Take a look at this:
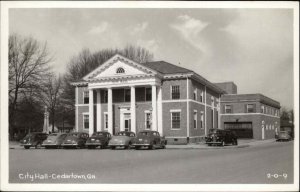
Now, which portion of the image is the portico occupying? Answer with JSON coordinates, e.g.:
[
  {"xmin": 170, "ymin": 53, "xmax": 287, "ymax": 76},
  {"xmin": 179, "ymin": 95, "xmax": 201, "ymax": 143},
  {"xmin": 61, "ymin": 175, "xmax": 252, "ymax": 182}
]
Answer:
[{"xmin": 82, "ymin": 54, "xmax": 163, "ymax": 136}]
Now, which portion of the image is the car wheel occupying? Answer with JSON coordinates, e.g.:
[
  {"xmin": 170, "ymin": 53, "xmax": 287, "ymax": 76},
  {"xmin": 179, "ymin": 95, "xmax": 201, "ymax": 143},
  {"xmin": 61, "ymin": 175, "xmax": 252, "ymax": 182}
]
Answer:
[
  {"xmin": 111, "ymin": 146, "xmax": 116, "ymax": 150},
  {"xmin": 148, "ymin": 144, "xmax": 155, "ymax": 150},
  {"xmin": 24, "ymin": 146, "xmax": 30, "ymax": 149},
  {"xmin": 135, "ymin": 146, "xmax": 140, "ymax": 150}
]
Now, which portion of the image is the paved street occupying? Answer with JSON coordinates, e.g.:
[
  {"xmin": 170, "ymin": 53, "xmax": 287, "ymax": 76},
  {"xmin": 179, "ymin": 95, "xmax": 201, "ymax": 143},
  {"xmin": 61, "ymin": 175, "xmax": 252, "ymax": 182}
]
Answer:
[{"xmin": 9, "ymin": 141, "xmax": 293, "ymax": 184}]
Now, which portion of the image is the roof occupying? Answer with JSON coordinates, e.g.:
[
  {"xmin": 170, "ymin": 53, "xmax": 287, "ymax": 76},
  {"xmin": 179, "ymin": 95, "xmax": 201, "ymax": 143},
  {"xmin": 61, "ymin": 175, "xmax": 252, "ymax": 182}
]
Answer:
[{"xmin": 142, "ymin": 61, "xmax": 193, "ymax": 74}]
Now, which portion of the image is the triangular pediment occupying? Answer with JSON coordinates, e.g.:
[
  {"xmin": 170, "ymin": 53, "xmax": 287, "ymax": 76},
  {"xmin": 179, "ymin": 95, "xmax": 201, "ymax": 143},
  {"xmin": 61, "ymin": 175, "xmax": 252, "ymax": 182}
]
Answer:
[{"xmin": 83, "ymin": 54, "xmax": 158, "ymax": 81}]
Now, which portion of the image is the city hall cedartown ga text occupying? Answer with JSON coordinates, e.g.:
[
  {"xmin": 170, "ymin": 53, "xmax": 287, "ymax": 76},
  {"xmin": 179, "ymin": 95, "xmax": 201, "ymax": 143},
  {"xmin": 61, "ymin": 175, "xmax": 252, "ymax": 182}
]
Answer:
[{"xmin": 71, "ymin": 54, "xmax": 280, "ymax": 144}]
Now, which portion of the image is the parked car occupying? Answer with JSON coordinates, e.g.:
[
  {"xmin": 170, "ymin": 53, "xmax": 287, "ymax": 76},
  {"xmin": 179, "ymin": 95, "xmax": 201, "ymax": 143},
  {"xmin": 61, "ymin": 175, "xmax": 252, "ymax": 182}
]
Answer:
[
  {"xmin": 85, "ymin": 131, "xmax": 112, "ymax": 149},
  {"xmin": 275, "ymin": 131, "xmax": 292, "ymax": 142},
  {"xmin": 20, "ymin": 132, "xmax": 48, "ymax": 149},
  {"xmin": 42, "ymin": 133, "xmax": 68, "ymax": 149},
  {"xmin": 61, "ymin": 132, "xmax": 89, "ymax": 149},
  {"xmin": 205, "ymin": 129, "xmax": 238, "ymax": 146},
  {"xmin": 132, "ymin": 130, "xmax": 167, "ymax": 150},
  {"xmin": 108, "ymin": 131, "xmax": 136, "ymax": 149}
]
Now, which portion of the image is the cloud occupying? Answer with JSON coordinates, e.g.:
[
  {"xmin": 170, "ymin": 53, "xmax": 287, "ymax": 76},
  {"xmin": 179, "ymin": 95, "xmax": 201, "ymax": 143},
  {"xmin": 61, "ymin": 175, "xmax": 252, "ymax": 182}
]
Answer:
[
  {"xmin": 170, "ymin": 15, "xmax": 208, "ymax": 51},
  {"xmin": 130, "ymin": 22, "xmax": 149, "ymax": 35},
  {"xmin": 136, "ymin": 39, "xmax": 159, "ymax": 52},
  {"xmin": 88, "ymin": 22, "xmax": 109, "ymax": 34}
]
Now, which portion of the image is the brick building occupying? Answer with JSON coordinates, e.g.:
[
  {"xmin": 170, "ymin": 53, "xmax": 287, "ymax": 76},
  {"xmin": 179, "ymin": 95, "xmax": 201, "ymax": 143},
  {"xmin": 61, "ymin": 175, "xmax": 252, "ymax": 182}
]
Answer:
[
  {"xmin": 71, "ymin": 54, "xmax": 225, "ymax": 144},
  {"xmin": 215, "ymin": 82, "xmax": 281, "ymax": 140}
]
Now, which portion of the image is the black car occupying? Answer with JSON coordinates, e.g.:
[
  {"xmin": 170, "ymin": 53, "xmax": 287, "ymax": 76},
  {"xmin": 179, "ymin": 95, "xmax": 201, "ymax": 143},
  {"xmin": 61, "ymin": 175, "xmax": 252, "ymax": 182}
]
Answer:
[
  {"xmin": 85, "ymin": 131, "xmax": 112, "ymax": 149},
  {"xmin": 205, "ymin": 129, "xmax": 238, "ymax": 146},
  {"xmin": 20, "ymin": 132, "xmax": 48, "ymax": 149},
  {"xmin": 61, "ymin": 132, "xmax": 89, "ymax": 149}
]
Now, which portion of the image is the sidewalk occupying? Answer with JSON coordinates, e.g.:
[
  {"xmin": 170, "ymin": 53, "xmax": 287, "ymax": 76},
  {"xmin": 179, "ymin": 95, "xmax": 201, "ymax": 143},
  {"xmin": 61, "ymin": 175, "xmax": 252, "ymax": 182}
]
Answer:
[{"xmin": 166, "ymin": 139, "xmax": 276, "ymax": 149}]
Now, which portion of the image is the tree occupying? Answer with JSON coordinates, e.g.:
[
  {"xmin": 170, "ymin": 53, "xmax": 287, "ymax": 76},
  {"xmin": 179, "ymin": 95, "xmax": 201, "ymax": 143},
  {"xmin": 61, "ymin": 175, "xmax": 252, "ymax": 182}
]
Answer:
[
  {"xmin": 39, "ymin": 74, "xmax": 63, "ymax": 132},
  {"xmin": 9, "ymin": 34, "xmax": 52, "ymax": 138}
]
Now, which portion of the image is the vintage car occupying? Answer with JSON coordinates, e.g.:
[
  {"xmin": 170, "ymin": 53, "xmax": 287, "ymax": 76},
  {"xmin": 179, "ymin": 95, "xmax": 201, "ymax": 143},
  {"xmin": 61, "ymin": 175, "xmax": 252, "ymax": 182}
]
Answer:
[
  {"xmin": 275, "ymin": 131, "xmax": 292, "ymax": 142},
  {"xmin": 205, "ymin": 129, "xmax": 238, "ymax": 146},
  {"xmin": 20, "ymin": 132, "xmax": 48, "ymax": 149},
  {"xmin": 85, "ymin": 131, "xmax": 112, "ymax": 149},
  {"xmin": 61, "ymin": 132, "xmax": 89, "ymax": 149},
  {"xmin": 108, "ymin": 131, "xmax": 136, "ymax": 149},
  {"xmin": 132, "ymin": 130, "xmax": 167, "ymax": 150},
  {"xmin": 42, "ymin": 133, "xmax": 68, "ymax": 149}
]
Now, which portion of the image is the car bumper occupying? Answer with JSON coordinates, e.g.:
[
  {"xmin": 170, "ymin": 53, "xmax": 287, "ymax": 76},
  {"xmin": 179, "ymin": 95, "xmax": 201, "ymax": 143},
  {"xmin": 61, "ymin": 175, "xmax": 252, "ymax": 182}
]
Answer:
[
  {"xmin": 42, "ymin": 144, "xmax": 58, "ymax": 146},
  {"xmin": 20, "ymin": 144, "xmax": 33, "ymax": 146},
  {"xmin": 61, "ymin": 143, "xmax": 78, "ymax": 146},
  {"xmin": 205, "ymin": 141, "xmax": 222, "ymax": 144},
  {"xmin": 108, "ymin": 144, "xmax": 127, "ymax": 147},
  {"xmin": 132, "ymin": 144, "xmax": 150, "ymax": 146},
  {"xmin": 85, "ymin": 143, "xmax": 102, "ymax": 146}
]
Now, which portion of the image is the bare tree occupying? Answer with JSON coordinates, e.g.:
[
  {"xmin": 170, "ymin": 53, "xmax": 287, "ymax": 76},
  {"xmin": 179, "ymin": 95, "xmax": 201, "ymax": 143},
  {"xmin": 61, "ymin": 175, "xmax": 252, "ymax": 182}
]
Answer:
[
  {"xmin": 39, "ymin": 74, "xmax": 63, "ymax": 132},
  {"xmin": 9, "ymin": 34, "xmax": 52, "ymax": 138}
]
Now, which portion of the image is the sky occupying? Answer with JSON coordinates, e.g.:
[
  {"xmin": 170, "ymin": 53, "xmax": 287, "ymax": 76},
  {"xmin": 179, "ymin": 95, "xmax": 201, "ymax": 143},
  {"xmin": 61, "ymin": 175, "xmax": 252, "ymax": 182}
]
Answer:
[{"xmin": 9, "ymin": 8, "xmax": 294, "ymax": 109}]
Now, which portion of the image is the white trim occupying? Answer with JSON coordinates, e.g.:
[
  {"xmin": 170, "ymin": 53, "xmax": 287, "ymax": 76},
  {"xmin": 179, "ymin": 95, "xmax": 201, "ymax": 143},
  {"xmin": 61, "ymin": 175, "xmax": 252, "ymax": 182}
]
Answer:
[
  {"xmin": 157, "ymin": 86, "xmax": 163, "ymax": 135},
  {"xmin": 152, "ymin": 85, "xmax": 157, "ymax": 131},
  {"xmin": 76, "ymin": 104, "xmax": 94, "ymax": 107},
  {"xmin": 163, "ymin": 99, "xmax": 187, "ymax": 103},
  {"xmin": 170, "ymin": 109, "xmax": 182, "ymax": 112},
  {"xmin": 107, "ymin": 88, "xmax": 113, "ymax": 134},
  {"xmin": 130, "ymin": 86, "xmax": 136, "ymax": 133},
  {"xmin": 221, "ymin": 113, "xmax": 280, "ymax": 118}
]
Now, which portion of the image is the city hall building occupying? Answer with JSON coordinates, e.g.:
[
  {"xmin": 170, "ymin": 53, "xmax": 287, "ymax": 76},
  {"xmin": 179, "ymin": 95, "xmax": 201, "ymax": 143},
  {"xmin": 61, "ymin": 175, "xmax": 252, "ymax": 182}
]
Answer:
[
  {"xmin": 71, "ymin": 54, "xmax": 225, "ymax": 144},
  {"xmin": 71, "ymin": 54, "xmax": 280, "ymax": 143}
]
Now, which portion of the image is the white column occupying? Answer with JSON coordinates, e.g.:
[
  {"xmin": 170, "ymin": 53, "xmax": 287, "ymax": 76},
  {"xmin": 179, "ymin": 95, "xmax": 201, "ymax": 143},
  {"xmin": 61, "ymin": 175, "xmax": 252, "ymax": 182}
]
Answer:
[
  {"xmin": 218, "ymin": 94, "xmax": 221, "ymax": 129},
  {"xmin": 75, "ymin": 87, "xmax": 78, "ymax": 132},
  {"xmin": 130, "ymin": 86, "xmax": 136, "ymax": 133},
  {"xmin": 186, "ymin": 77, "xmax": 190, "ymax": 139},
  {"xmin": 96, "ymin": 90, "xmax": 101, "ymax": 132},
  {"xmin": 108, "ymin": 88, "xmax": 113, "ymax": 134},
  {"xmin": 89, "ymin": 89, "xmax": 94, "ymax": 136},
  {"xmin": 204, "ymin": 86, "xmax": 207, "ymax": 136},
  {"xmin": 152, "ymin": 85, "xmax": 157, "ymax": 131},
  {"xmin": 157, "ymin": 86, "xmax": 163, "ymax": 135}
]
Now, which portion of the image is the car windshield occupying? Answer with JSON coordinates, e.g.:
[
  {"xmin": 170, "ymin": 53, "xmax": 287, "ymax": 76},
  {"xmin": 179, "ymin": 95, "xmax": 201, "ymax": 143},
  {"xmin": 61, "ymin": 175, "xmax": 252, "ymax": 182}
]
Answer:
[
  {"xmin": 92, "ymin": 132, "xmax": 104, "ymax": 136},
  {"xmin": 138, "ymin": 132, "xmax": 151, "ymax": 136},
  {"xmin": 116, "ymin": 132, "xmax": 130, "ymax": 136}
]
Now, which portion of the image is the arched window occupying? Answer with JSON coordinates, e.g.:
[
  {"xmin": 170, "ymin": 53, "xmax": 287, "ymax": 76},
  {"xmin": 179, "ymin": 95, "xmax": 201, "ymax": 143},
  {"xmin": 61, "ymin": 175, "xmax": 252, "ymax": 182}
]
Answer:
[{"xmin": 116, "ymin": 67, "xmax": 125, "ymax": 74}]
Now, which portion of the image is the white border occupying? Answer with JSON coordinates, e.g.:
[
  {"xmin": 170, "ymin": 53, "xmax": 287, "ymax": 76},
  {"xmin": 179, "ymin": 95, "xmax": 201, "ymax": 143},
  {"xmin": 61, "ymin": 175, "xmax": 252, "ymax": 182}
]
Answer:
[{"xmin": 1, "ymin": 1, "xmax": 299, "ymax": 192}]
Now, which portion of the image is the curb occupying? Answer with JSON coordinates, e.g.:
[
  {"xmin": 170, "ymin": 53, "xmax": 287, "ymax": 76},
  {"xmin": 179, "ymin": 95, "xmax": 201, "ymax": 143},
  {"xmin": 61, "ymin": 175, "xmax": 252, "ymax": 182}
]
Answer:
[{"xmin": 166, "ymin": 144, "xmax": 250, "ymax": 149}]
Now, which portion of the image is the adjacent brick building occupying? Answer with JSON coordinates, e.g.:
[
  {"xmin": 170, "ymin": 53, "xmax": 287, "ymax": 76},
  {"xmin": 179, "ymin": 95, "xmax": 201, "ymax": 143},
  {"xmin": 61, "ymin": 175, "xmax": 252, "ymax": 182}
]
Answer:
[{"xmin": 215, "ymin": 82, "xmax": 281, "ymax": 140}]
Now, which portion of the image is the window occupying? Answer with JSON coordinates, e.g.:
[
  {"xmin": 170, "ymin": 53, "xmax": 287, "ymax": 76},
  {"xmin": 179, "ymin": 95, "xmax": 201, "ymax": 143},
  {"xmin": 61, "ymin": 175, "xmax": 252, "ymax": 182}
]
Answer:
[
  {"xmin": 83, "ymin": 91, "xmax": 89, "ymax": 104},
  {"xmin": 211, "ymin": 97, "xmax": 214, "ymax": 107},
  {"xmin": 200, "ymin": 112, "xmax": 204, "ymax": 129},
  {"xmin": 116, "ymin": 67, "xmax": 125, "ymax": 74},
  {"xmin": 103, "ymin": 90, "xmax": 108, "ymax": 103},
  {"xmin": 171, "ymin": 112, "xmax": 181, "ymax": 129},
  {"xmin": 193, "ymin": 89, "xmax": 197, "ymax": 100},
  {"xmin": 104, "ymin": 113, "xmax": 108, "ymax": 130},
  {"xmin": 261, "ymin": 105, "xmax": 264, "ymax": 113},
  {"xmin": 200, "ymin": 91, "xmax": 203, "ymax": 102},
  {"xmin": 145, "ymin": 112, "xmax": 151, "ymax": 129},
  {"xmin": 124, "ymin": 89, "xmax": 131, "ymax": 102},
  {"xmin": 145, "ymin": 88, "xmax": 152, "ymax": 101},
  {"xmin": 247, "ymin": 104, "xmax": 255, "ymax": 113},
  {"xmin": 171, "ymin": 85, "xmax": 180, "ymax": 99},
  {"xmin": 194, "ymin": 110, "xmax": 197, "ymax": 129},
  {"xmin": 83, "ymin": 114, "xmax": 89, "ymax": 129},
  {"xmin": 225, "ymin": 105, "xmax": 232, "ymax": 113},
  {"xmin": 266, "ymin": 107, "xmax": 268, "ymax": 114}
]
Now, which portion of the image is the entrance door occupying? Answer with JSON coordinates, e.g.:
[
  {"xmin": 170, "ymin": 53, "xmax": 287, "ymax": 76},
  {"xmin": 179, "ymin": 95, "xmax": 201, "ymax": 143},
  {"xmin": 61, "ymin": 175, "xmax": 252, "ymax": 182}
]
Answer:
[{"xmin": 124, "ymin": 113, "xmax": 131, "ymax": 132}]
